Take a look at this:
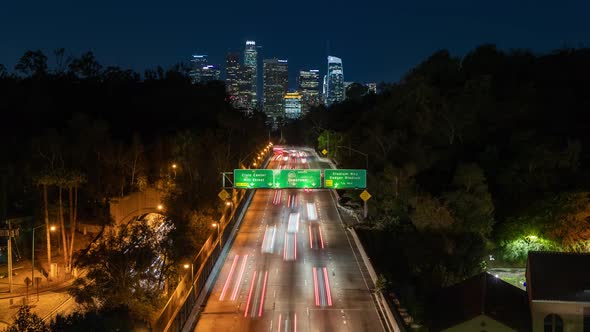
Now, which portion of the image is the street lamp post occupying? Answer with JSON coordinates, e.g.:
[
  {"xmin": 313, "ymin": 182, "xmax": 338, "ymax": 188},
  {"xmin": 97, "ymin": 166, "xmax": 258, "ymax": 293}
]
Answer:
[
  {"xmin": 171, "ymin": 163, "xmax": 177, "ymax": 179},
  {"xmin": 32, "ymin": 224, "xmax": 55, "ymax": 284},
  {"xmin": 183, "ymin": 263, "xmax": 194, "ymax": 285},
  {"xmin": 212, "ymin": 223, "xmax": 221, "ymax": 249},
  {"xmin": 336, "ymin": 145, "xmax": 369, "ymax": 219},
  {"xmin": 225, "ymin": 200, "xmax": 234, "ymax": 215}
]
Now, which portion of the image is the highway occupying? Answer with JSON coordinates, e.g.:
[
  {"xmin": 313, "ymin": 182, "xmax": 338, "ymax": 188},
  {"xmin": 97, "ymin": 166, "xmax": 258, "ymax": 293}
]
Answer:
[{"xmin": 195, "ymin": 147, "xmax": 386, "ymax": 332}]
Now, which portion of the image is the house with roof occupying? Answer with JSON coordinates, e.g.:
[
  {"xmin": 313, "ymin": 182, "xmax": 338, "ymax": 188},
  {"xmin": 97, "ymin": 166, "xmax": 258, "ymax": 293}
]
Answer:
[
  {"xmin": 526, "ymin": 251, "xmax": 590, "ymax": 332},
  {"xmin": 430, "ymin": 272, "xmax": 531, "ymax": 331}
]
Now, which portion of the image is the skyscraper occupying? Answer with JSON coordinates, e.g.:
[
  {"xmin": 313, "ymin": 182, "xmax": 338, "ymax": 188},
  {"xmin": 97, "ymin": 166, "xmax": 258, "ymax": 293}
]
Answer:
[
  {"xmin": 226, "ymin": 53, "xmax": 240, "ymax": 106},
  {"xmin": 244, "ymin": 41, "xmax": 258, "ymax": 110},
  {"xmin": 263, "ymin": 58, "xmax": 288, "ymax": 126},
  {"xmin": 298, "ymin": 70, "xmax": 320, "ymax": 113},
  {"xmin": 322, "ymin": 75, "xmax": 327, "ymax": 104},
  {"xmin": 236, "ymin": 66, "xmax": 254, "ymax": 111},
  {"xmin": 325, "ymin": 56, "xmax": 344, "ymax": 106},
  {"xmin": 200, "ymin": 65, "xmax": 221, "ymax": 82},
  {"xmin": 284, "ymin": 92, "xmax": 303, "ymax": 119},
  {"xmin": 189, "ymin": 55, "xmax": 208, "ymax": 84},
  {"xmin": 366, "ymin": 82, "xmax": 377, "ymax": 94}
]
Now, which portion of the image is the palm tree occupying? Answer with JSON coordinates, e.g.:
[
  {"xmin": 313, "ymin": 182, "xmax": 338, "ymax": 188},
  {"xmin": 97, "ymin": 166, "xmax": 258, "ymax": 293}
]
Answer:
[
  {"xmin": 56, "ymin": 172, "xmax": 69, "ymax": 271},
  {"xmin": 67, "ymin": 171, "xmax": 86, "ymax": 269},
  {"xmin": 34, "ymin": 174, "xmax": 55, "ymax": 269}
]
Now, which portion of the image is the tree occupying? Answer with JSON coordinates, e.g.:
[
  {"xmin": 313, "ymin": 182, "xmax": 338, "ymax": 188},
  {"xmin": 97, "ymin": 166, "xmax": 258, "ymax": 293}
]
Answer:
[
  {"xmin": 67, "ymin": 171, "xmax": 86, "ymax": 269},
  {"xmin": 443, "ymin": 163, "xmax": 495, "ymax": 237},
  {"xmin": 51, "ymin": 307, "xmax": 135, "ymax": 331},
  {"xmin": 33, "ymin": 174, "xmax": 55, "ymax": 269},
  {"xmin": 68, "ymin": 51, "xmax": 102, "ymax": 79},
  {"xmin": 127, "ymin": 133, "xmax": 145, "ymax": 191},
  {"xmin": 345, "ymin": 82, "xmax": 368, "ymax": 101},
  {"xmin": 411, "ymin": 194, "xmax": 454, "ymax": 231},
  {"xmin": 53, "ymin": 48, "xmax": 70, "ymax": 75},
  {"xmin": 70, "ymin": 218, "xmax": 173, "ymax": 322},
  {"xmin": 4, "ymin": 305, "xmax": 50, "ymax": 332},
  {"xmin": 55, "ymin": 172, "xmax": 69, "ymax": 271},
  {"xmin": 15, "ymin": 50, "xmax": 48, "ymax": 77},
  {"xmin": 0, "ymin": 63, "xmax": 7, "ymax": 78}
]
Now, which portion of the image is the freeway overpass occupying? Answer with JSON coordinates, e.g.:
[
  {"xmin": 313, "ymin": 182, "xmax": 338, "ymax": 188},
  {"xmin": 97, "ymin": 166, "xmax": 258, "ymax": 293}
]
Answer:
[{"xmin": 193, "ymin": 147, "xmax": 388, "ymax": 332}]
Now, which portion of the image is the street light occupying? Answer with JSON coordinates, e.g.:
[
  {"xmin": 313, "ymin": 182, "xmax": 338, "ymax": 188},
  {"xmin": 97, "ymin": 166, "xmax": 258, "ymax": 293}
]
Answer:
[
  {"xmin": 171, "ymin": 163, "xmax": 177, "ymax": 178},
  {"xmin": 32, "ymin": 224, "xmax": 55, "ymax": 283},
  {"xmin": 225, "ymin": 200, "xmax": 234, "ymax": 216},
  {"xmin": 212, "ymin": 223, "xmax": 221, "ymax": 249},
  {"xmin": 183, "ymin": 263, "xmax": 193, "ymax": 285}
]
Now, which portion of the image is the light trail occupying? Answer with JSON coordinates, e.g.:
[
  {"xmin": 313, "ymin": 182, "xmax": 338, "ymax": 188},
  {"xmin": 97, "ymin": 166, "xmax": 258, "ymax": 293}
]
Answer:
[
  {"xmin": 244, "ymin": 270, "xmax": 257, "ymax": 317},
  {"xmin": 283, "ymin": 232, "xmax": 287, "ymax": 261},
  {"xmin": 308, "ymin": 224, "xmax": 313, "ymax": 249},
  {"xmin": 319, "ymin": 226, "xmax": 325, "ymax": 249},
  {"xmin": 258, "ymin": 270, "xmax": 268, "ymax": 317},
  {"xmin": 294, "ymin": 232, "xmax": 297, "ymax": 261},
  {"xmin": 313, "ymin": 267, "xmax": 319, "ymax": 306},
  {"xmin": 306, "ymin": 203, "xmax": 317, "ymax": 221},
  {"xmin": 323, "ymin": 267, "xmax": 333, "ymax": 306},
  {"xmin": 261, "ymin": 226, "xmax": 276, "ymax": 254},
  {"xmin": 287, "ymin": 212, "xmax": 300, "ymax": 233},
  {"xmin": 230, "ymin": 255, "xmax": 248, "ymax": 301},
  {"xmin": 219, "ymin": 255, "xmax": 239, "ymax": 301}
]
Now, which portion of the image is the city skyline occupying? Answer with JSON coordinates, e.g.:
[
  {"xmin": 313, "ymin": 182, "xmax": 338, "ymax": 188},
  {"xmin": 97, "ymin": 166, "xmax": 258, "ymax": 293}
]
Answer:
[{"xmin": 2, "ymin": 1, "xmax": 588, "ymax": 86}]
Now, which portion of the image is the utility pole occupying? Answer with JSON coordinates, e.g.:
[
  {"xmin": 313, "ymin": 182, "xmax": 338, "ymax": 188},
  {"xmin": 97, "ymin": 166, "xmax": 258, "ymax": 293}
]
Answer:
[{"xmin": 7, "ymin": 219, "xmax": 13, "ymax": 293}]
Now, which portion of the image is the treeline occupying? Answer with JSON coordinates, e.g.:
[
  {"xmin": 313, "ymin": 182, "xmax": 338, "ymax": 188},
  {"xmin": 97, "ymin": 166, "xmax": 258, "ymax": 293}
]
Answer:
[{"xmin": 284, "ymin": 44, "xmax": 590, "ymax": 320}]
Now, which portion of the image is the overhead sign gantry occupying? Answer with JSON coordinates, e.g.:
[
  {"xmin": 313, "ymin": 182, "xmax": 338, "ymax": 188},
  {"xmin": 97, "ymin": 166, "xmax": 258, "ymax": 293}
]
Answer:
[{"xmin": 233, "ymin": 169, "xmax": 365, "ymax": 189}]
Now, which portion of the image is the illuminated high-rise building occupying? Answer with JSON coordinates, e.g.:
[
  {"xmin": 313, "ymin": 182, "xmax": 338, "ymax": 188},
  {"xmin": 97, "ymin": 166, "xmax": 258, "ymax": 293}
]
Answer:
[
  {"xmin": 244, "ymin": 41, "xmax": 258, "ymax": 109},
  {"xmin": 236, "ymin": 66, "xmax": 254, "ymax": 111},
  {"xmin": 284, "ymin": 92, "xmax": 303, "ymax": 119},
  {"xmin": 189, "ymin": 55, "xmax": 208, "ymax": 84},
  {"xmin": 199, "ymin": 65, "xmax": 220, "ymax": 82},
  {"xmin": 298, "ymin": 70, "xmax": 320, "ymax": 113},
  {"xmin": 322, "ymin": 75, "xmax": 327, "ymax": 104},
  {"xmin": 263, "ymin": 58, "xmax": 288, "ymax": 126},
  {"xmin": 325, "ymin": 56, "xmax": 344, "ymax": 106},
  {"xmin": 226, "ymin": 53, "xmax": 240, "ymax": 106},
  {"xmin": 366, "ymin": 82, "xmax": 377, "ymax": 94}
]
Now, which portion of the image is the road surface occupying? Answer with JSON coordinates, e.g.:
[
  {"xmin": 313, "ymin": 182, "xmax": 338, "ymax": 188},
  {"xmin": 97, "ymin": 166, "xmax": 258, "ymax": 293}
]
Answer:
[{"xmin": 195, "ymin": 147, "xmax": 385, "ymax": 332}]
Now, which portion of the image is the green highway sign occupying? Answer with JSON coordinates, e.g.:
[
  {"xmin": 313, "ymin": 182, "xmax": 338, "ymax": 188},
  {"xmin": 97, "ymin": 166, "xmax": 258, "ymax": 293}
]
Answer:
[
  {"xmin": 234, "ymin": 169, "xmax": 274, "ymax": 189},
  {"xmin": 275, "ymin": 169, "xmax": 322, "ymax": 189},
  {"xmin": 233, "ymin": 168, "xmax": 366, "ymax": 189},
  {"xmin": 324, "ymin": 169, "xmax": 367, "ymax": 189}
]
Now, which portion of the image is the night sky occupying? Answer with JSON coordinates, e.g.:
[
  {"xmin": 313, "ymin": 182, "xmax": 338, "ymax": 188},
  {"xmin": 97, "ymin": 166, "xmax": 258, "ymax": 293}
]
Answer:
[{"xmin": 2, "ymin": 0, "xmax": 589, "ymax": 85}]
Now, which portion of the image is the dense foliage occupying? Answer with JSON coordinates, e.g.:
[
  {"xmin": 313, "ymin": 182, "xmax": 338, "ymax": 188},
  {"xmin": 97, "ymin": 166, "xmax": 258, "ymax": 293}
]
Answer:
[
  {"xmin": 284, "ymin": 45, "xmax": 590, "ymax": 321},
  {"xmin": 0, "ymin": 49, "xmax": 267, "ymax": 324}
]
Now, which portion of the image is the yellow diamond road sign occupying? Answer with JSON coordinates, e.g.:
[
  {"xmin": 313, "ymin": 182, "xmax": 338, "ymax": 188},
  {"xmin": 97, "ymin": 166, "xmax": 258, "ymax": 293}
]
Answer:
[
  {"xmin": 322, "ymin": 149, "xmax": 328, "ymax": 156},
  {"xmin": 360, "ymin": 190, "xmax": 372, "ymax": 202},
  {"xmin": 218, "ymin": 189, "xmax": 230, "ymax": 201}
]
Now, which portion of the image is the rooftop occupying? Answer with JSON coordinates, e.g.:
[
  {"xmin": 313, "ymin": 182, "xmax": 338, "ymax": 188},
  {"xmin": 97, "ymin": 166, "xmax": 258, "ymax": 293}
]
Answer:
[
  {"xmin": 430, "ymin": 272, "xmax": 530, "ymax": 331},
  {"xmin": 527, "ymin": 251, "xmax": 590, "ymax": 302}
]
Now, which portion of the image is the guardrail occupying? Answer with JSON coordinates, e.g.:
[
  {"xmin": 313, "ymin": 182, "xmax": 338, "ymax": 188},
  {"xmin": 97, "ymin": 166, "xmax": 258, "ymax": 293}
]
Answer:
[{"xmin": 153, "ymin": 155, "xmax": 272, "ymax": 332}]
